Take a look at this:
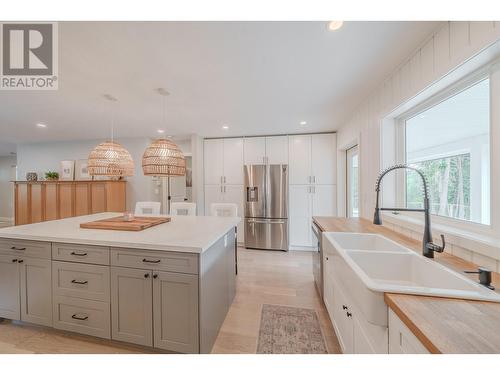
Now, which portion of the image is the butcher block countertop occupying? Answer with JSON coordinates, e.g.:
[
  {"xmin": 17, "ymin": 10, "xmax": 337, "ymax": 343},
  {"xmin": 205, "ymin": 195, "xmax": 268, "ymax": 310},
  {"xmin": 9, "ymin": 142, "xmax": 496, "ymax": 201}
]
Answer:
[{"xmin": 313, "ymin": 216, "xmax": 500, "ymax": 354}]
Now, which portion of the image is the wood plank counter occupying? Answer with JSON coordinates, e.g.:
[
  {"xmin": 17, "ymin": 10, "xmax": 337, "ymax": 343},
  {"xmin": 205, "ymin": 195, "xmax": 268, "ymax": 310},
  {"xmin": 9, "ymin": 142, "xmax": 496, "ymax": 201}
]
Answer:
[{"xmin": 313, "ymin": 216, "xmax": 500, "ymax": 354}]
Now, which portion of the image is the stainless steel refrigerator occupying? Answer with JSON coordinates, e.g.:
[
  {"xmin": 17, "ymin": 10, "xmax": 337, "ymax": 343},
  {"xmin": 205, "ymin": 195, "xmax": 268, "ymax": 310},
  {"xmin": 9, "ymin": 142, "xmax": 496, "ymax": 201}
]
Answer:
[{"xmin": 244, "ymin": 164, "xmax": 288, "ymax": 251}]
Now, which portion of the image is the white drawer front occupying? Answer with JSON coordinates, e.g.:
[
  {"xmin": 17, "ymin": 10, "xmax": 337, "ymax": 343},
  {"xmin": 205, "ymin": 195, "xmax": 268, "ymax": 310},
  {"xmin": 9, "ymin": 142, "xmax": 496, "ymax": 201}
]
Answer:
[
  {"xmin": 52, "ymin": 243, "xmax": 110, "ymax": 265},
  {"xmin": 53, "ymin": 296, "xmax": 110, "ymax": 339},
  {"xmin": 0, "ymin": 238, "xmax": 51, "ymax": 259},
  {"xmin": 111, "ymin": 248, "xmax": 198, "ymax": 274},
  {"xmin": 52, "ymin": 261, "xmax": 110, "ymax": 302}
]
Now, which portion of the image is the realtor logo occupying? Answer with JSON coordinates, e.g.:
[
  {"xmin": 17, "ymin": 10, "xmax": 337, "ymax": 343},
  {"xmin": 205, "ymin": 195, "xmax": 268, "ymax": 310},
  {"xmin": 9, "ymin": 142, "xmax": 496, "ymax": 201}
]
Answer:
[{"xmin": 0, "ymin": 22, "xmax": 58, "ymax": 90}]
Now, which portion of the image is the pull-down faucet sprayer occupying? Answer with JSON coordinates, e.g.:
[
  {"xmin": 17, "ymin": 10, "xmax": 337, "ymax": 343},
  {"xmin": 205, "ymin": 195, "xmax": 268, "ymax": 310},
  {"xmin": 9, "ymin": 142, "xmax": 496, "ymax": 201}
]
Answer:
[{"xmin": 373, "ymin": 164, "xmax": 445, "ymax": 258}]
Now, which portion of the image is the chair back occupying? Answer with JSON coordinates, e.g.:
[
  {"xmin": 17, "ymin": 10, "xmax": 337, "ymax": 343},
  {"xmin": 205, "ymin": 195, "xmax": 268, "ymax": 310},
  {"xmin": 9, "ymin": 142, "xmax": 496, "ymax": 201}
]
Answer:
[
  {"xmin": 210, "ymin": 203, "xmax": 238, "ymax": 217},
  {"xmin": 134, "ymin": 201, "xmax": 161, "ymax": 215},
  {"xmin": 170, "ymin": 202, "xmax": 197, "ymax": 216}
]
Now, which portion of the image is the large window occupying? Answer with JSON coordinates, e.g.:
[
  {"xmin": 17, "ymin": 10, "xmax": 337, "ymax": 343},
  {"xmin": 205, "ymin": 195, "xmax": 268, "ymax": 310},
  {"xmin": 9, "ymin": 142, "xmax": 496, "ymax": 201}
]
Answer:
[{"xmin": 404, "ymin": 78, "xmax": 490, "ymax": 225}]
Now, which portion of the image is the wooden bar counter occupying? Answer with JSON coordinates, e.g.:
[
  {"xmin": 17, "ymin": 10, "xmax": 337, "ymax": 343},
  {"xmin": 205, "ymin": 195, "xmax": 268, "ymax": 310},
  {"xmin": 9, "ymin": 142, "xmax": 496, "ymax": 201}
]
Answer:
[
  {"xmin": 14, "ymin": 180, "xmax": 126, "ymax": 225},
  {"xmin": 313, "ymin": 216, "xmax": 500, "ymax": 354}
]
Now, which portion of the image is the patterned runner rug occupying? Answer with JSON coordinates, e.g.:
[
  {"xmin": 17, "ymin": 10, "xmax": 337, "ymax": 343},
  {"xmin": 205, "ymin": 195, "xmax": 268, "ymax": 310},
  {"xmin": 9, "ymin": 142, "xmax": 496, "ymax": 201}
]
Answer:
[{"xmin": 256, "ymin": 304, "xmax": 328, "ymax": 354}]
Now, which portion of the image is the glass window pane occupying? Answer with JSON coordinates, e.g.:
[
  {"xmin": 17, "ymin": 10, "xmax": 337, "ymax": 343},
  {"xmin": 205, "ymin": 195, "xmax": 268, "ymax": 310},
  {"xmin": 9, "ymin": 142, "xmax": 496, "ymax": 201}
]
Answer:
[{"xmin": 405, "ymin": 79, "xmax": 490, "ymax": 225}]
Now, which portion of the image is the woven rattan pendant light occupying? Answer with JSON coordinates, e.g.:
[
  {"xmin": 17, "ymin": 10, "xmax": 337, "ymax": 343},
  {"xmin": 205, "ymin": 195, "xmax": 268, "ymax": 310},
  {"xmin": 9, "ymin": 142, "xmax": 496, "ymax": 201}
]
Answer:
[
  {"xmin": 142, "ymin": 89, "xmax": 186, "ymax": 177},
  {"xmin": 88, "ymin": 95, "xmax": 135, "ymax": 177}
]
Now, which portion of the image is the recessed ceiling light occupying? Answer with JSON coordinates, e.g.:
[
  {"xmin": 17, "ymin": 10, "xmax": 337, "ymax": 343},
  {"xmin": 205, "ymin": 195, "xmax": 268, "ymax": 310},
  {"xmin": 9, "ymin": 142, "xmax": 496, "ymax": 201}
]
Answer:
[
  {"xmin": 157, "ymin": 129, "xmax": 165, "ymax": 134},
  {"xmin": 222, "ymin": 125, "xmax": 229, "ymax": 130},
  {"xmin": 300, "ymin": 121, "xmax": 307, "ymax": 126},
  {"xmin": 36, "ymin": 123, "xmax": 47, "ymax": 128},
  {"xmin": 327, "ymin": 21, "xmax": 344, "ymax": 31}
]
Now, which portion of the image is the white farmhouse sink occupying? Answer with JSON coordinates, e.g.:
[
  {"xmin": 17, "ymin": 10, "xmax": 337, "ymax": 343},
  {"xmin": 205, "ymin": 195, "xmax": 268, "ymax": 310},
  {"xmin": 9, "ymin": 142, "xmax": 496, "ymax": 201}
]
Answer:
[{"xmin": 323, "ymin": 232, "xmax": 500, "ymax": 327}]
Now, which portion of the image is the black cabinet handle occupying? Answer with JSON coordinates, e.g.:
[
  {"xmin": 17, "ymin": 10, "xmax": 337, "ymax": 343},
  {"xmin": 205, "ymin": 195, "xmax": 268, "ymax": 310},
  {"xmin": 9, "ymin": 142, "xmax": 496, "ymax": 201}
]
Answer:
[
  {"xmin": 144, "ymin": 273, "xmax": 150, "ymax": 278},
  {"xmin": 342, "ymin": 305, "xmax": 348, "ymax": 310},
  {"xmin": 142, "ymin": 258, "xmax": 161, "ymax": 263},
  {"xmin": 346, "ymin": 312, "xmax": 352, "ymax": 318},
  {"xmin": 11, "ymin": 247, "xmax": 26, "ymax": 251},
  {"xmin": 71, "ymin": 252, "xmax": 88, "ymax": 257},
  {"xmin": 12, "ymin": 259, "xmax": 18, "ymax": 263},
  {"xmin": 71, "ymin": 279, "xmax": 88, "ymax": 285},
  {"xmin": 71, "ymin": 314, "xmax": 89, "ymax": 321},
  {"xmin": 153, "ymin": 274, "xmax": 158, "ymax": 279},
  {"xmin": 18, "ymin": 259, "xmax": 24, "ymax": 263}
]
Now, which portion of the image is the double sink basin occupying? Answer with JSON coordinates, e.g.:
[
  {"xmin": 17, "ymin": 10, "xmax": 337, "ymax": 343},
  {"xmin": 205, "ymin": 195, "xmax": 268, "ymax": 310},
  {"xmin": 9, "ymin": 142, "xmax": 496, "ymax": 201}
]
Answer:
[{"xmin": 323, "ymin": 232, "xmax": 500, "ymax": 326}]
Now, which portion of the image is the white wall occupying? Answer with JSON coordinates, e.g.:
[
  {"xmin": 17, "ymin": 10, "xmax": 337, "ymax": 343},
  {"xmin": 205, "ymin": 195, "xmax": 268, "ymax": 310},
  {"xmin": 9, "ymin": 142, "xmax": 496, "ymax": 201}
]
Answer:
[
  {"xmin": 0, "ymin": 155, "xmax": 16, "ymax": 221},
  {"xmin": 336, "ymin": 22, "xmax": 500, "ymax": 268},
  {"xmin": 16, "ymin": 138, "xmax": 156, "ymax": 211}
]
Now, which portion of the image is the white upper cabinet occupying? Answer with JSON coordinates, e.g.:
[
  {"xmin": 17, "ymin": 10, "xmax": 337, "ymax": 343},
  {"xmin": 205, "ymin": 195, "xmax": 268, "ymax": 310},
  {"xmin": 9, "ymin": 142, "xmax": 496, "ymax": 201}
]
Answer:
[
  {"xmin": 204, "ymin": 138, "xmax": 243, "ymax": 185},
  {"xmin": 244, "ymin": 137, "xmax": 266, "ymax": 164},
  {"xmin": 204, "ymin": 139, "xmax": 224, "ymax": 185},
  {"xmin": 311, "ymin": 133, "xmax": 337, "ymax": 185},
  {"xmin": 222, "ymin": 138, "xmax": 244, "ymax": 185},
  {"xmin": 244, "ymin": 136, "xmax": 288, "ymax": 165},
  {"xmin": 266, "ymin": 136, "xmax": 288, "ymax": 164},
  {"xmin": 288, "ymin": 135, "xmax": 312, "ymax": 185}
]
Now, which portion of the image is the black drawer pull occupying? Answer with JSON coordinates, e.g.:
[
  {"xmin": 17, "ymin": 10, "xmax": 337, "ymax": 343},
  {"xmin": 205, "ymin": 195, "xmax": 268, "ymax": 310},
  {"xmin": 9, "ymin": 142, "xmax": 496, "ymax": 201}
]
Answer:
[
  {"xmin": 342, "ymin": 305, "xmax": 348, "ymax": 310},
  {"xmin": 18, "ymin": 259, "xmax": 24, "ymax": 264},
  {"xmin": 12, "ymin": 259, "xmax": 18, "ymax": 263},
  {"xmin": 11, "ymin": 247, "xmax": 26, "ymax": 251},
  {"xmin": 71, "ymin": 314, "xmax": 89, "ymax": 321},
  {"xmin": 71, "ymin": 252, "xmax": 88, "ymax": 257},
  {"xmin": 346, "ymin": 312, "xmax": 352, "ymax": 318},
  {"xmin": 71, "ymin": 279, "xmax": 88, "ymax": 285},
  {"xmin": 142, "ymin": 258, "xmax": 161, "ymax": 263}
]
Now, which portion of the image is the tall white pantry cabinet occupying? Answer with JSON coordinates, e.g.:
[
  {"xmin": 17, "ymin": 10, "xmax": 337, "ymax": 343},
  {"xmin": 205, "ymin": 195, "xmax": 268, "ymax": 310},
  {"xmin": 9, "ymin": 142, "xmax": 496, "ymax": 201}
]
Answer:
[{"xmin": 203, "ymin": 133, "xmax": 337, "ymax": 248}]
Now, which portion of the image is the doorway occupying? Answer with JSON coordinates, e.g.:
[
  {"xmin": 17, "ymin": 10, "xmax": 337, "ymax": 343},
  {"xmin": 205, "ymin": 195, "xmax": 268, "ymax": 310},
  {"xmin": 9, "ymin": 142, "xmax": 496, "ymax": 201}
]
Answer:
[{"xmin": 346, "ymin": 146, "xmax": 359, "ymax": 218}]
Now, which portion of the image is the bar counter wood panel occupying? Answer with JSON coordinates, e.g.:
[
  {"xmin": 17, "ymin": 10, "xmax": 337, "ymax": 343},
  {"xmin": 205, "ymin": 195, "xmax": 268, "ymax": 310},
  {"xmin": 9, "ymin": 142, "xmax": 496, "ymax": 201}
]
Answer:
[{"xmin": 14, "ymin": 181, "xmax": 126, "ymax": 225}]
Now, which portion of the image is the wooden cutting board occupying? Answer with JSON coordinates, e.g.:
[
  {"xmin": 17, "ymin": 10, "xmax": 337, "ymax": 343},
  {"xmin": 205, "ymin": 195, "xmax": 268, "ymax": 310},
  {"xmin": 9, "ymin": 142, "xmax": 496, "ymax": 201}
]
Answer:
[{"xmin": 80, "ymin": 216, "xmax": 171, "ymax": 231}]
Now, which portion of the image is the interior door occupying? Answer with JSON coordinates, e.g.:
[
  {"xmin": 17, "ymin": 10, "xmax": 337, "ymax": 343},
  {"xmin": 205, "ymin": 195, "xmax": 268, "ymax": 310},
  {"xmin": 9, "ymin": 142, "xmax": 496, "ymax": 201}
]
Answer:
[
  {"xmin": 223, "ymin": 138, "xmax": 244, "ymax": 185},
  {"xmin": 289, "ymin": 185, "xmax": 312, "ymax": 247},
  {"xmin": 204, "ymin": 139, "xmax": 224, "ymax": 185},
  {"xmin": 111, "ymin": 267, "xmax": 153, "ymax": 346},
  {"xmin": 153, "ymin": 271, "xmax": 199, "ymax": 353},
  {"xmin": 0, "ymin": 255, "xmax": 20, "ymax": 320},
  {"xmin": 20, "ymin": 257, "xmax": 52, "ymax": 326},
  {"xmin": 266, "ymin": 136, "xmax": 288, "ymax": 164},
  {"xmin": 244, "ymin": 137, "xmax": 266, "ymax": 164},
  {"xmin": 288, "ymin": 135, "xmax": 311, "ymax": 185},
  {"xmin": 311, "ymin": 133, "xmax": 337, "ymax": 185}
]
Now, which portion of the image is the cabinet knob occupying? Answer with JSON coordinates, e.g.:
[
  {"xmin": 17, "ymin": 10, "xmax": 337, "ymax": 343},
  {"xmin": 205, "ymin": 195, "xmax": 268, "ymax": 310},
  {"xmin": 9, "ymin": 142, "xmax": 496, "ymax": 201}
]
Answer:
[
  {"xmin": 153, "ymin": 274, "xmax": 158, "ymax": 279},
  {"xmin": 342, "ymin": 305, "xmax": 348, "ymax": 310},
  {"xmin": 325, "ymin": 257, "xmax": 329, "ymax": 261},
  {"xmin": 144, "ymin": 273, "xmax": 150, "ymax": 278},
  {"xmin": 346, "ymin": 312, "xmax": 352, "ymax": 318}
]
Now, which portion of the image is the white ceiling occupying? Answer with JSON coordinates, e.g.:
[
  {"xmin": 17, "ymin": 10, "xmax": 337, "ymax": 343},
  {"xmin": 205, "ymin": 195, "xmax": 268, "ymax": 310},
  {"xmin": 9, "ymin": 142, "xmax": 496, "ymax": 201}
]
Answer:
[{"xmin": 0, "ymin": 21, "xmax": 439, "ymax": 155}]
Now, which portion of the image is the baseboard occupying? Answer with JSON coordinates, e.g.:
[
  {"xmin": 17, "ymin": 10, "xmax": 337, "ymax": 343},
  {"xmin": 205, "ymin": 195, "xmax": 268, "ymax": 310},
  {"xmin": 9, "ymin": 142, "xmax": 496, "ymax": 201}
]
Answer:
[
  {"xmin": 289, "ymin": 246, "xmax": 315, "ymax": 252},
  {"xmin": 0, "ymin": 217, "xmax": 13, "ymax": 223}
]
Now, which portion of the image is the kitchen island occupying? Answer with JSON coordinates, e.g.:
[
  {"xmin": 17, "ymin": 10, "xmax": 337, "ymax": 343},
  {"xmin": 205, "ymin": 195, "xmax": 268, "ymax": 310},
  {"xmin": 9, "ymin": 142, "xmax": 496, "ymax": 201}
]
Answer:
[{"xmin": 0, "ymin": 212, "xmax": 240, "ymax": 354}]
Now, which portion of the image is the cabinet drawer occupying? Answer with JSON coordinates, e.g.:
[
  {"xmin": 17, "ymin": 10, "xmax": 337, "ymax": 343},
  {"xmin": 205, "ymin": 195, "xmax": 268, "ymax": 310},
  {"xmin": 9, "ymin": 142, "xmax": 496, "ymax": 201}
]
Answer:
[
  {"xmin": 52, "ymin": 261, "xmax": 110, "ymax": 302},
  {"xmin": 52, "ymin": 243, "xmax": 110, "ymax": 265},
  {"xmin": 53, "ymin": 296, "xmax": 110, "ymax": 339},
  {"xmin": 111, "ymin": 248, "xmax": 198, "ymax": 274},
  {"xmin": 0, "ymin": 238, "xmax": 51, "ymax": 259}
]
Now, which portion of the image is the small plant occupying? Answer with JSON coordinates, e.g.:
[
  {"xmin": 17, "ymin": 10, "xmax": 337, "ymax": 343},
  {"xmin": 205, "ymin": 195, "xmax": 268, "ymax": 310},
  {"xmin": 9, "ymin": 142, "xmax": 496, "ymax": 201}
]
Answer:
[{"xmin": 45, "ymin": 171, "xmax": 59, "ymax": 181}]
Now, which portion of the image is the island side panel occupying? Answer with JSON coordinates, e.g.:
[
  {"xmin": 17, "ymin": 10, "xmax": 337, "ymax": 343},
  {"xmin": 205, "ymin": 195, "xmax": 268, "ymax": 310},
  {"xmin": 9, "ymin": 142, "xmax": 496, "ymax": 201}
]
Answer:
[{"xmin": 199, "ymin": 227, "xmax": 236, "ymax": 354}]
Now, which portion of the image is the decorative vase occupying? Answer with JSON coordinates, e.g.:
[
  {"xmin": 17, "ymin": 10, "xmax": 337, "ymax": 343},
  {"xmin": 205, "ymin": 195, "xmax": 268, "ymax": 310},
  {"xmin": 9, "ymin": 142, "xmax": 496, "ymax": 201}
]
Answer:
[{"xmin": 26, "ymin": 172, "xmax": 38, "ymax": 181}]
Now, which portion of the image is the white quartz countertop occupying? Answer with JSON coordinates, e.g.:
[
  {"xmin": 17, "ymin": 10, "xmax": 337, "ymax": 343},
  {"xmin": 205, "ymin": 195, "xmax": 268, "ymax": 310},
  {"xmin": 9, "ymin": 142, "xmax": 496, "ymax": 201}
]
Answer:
[{"xmin": 0, "ymin": 213, "xmax": 240, "ymax": 254}]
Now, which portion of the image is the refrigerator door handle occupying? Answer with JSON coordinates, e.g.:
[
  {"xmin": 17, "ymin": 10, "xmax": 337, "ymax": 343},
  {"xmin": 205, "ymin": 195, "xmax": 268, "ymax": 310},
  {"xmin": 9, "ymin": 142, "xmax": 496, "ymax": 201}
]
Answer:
[{"xmin": 247, "ymin": 219, "xmax": 286, "ymax": 224}]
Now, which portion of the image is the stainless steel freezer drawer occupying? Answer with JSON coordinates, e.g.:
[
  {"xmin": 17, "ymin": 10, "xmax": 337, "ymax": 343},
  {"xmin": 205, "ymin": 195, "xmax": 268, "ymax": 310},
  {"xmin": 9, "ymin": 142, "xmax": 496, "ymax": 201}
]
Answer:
[{"xmin": 244, "ymin": 218, "xmax": 288, "ymax": 251}]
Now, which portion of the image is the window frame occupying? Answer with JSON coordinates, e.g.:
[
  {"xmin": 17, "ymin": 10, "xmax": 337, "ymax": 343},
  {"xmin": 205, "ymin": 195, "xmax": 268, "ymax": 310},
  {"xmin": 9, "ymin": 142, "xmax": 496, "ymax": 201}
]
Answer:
[{"xmin": 394, "ymin": 69, "xmax": 492, "ymax": 233}]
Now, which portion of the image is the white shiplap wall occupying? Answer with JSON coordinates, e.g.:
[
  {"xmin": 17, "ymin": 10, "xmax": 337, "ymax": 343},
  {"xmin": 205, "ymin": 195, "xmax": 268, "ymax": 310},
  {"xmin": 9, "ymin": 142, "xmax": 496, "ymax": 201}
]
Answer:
[{"xmin": 336, "ymin": 21, "xmax": 500, "ymax": 269}]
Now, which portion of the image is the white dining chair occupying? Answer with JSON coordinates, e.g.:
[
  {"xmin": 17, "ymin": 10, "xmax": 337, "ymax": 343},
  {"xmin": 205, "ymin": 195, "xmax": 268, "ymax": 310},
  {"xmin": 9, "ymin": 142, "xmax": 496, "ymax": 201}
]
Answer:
[
  {"xmin": 170, "ymin": 202, "xmax": 197, "ymax": 216},
  {"xmin": 134, "ymin": 201, "xmax": 161, "ymax": 216},
  {"xmin": 210, "ymin": 203, "xmax": 238, "ymax": 217}
]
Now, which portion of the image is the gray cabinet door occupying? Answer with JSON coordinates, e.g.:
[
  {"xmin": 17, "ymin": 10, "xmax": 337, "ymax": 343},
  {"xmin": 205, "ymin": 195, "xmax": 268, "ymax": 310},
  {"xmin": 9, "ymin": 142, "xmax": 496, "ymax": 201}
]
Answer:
[
  {"xmin": 153, "ymin": 271, "xmax": 199, "ymax": 353},
  {"xmin": 20, "ymin": 258, "xmax": 52, "ymax": 326},
  {"xmin": 111, "ymin": 267, "xmax": 153, "ymax": 346},
  {"xmin": 0, "ymin": 255, "xmax": 20, "ymax": 320}
]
